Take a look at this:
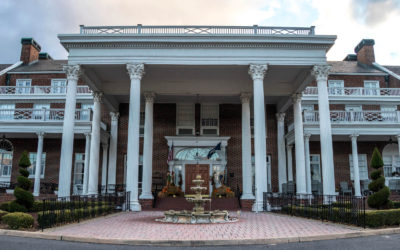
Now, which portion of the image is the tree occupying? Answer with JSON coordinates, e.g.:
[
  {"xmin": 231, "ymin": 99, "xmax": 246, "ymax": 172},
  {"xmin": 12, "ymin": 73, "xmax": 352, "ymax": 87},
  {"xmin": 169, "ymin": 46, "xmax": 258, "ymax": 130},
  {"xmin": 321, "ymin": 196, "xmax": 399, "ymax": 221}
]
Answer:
[
  {"xmin": 12, "ymin": 151, "xmax": 34, "ymax": 211},
  {"xmin": 367, "ymin": 147, "xmax": 390, "ymax": 209}
]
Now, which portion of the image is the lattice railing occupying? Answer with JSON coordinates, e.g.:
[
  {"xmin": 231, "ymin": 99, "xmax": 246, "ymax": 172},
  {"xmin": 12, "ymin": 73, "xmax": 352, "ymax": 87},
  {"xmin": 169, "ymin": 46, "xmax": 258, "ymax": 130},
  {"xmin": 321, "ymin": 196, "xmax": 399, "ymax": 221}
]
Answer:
[
  {"xmin": 0, "ymin": 109, "xmax": 92, "ymax": 121},
  {"xmin": 303, "ymin": 87, "xmax": 400, "ymax": 96},
  {"xmin": 303, "ymin": 110, "xmax": 400, "ymax": 124},
  {"xmin": 80, "ymin": 25, "xmax": 315, "ymax": 35},
  {"xmin": 0, "ymin": 86, "xmax": 92, "ymax": 95}
]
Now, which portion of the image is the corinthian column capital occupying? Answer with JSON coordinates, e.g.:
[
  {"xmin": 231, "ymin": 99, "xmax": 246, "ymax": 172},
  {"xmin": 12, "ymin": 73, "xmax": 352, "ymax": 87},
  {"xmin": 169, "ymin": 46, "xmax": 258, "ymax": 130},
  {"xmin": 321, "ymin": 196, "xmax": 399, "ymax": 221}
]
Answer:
[
  {"xmin": 63, "ymin": 65, "xmax": 82, "ymax": 81},
  {"xmin": 311, "ymin": 64, "xmax": 331, "ymax": 81},
  {"xmin": 143, "ymin": 91, "xmax": 156, "ymax": 103},
  {"xmin": 291, "ymin": 93, "xmax": 302, "ymax": 104},
  {"xmin": 240, "ymin": 93, "xmax": 252, "ymax": 104},
  {"xmin": 126, "ymin": 63, "xmax": 145, "ymax": 80},
  {"xmin": 110, "ymin": 112, "xmax": 120, "ymax": 122},
  {"xmin": 93, "ymin": 91, "xmax": 103, "ymax": 103},
  {"xmin": 248, "ymin": 64, "xmax": 268, "ymax": 81},
  {"xmin": 276, "ymin": 113, "xmax": 285, "ymax": 122}
]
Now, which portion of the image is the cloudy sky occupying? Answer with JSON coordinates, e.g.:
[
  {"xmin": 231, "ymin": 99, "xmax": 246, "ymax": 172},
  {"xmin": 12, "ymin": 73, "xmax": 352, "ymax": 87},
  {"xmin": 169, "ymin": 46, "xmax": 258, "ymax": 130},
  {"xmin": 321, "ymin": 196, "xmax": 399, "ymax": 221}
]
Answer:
[{"xmin": 0, "ymin": 0, "xmax": 399, "ymax": 64}]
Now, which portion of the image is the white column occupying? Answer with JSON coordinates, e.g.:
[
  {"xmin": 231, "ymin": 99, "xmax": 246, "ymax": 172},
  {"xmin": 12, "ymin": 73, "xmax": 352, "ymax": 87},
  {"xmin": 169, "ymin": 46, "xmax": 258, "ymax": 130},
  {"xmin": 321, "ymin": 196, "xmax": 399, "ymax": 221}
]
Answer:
[
  {"xmin": 312, "ymin": 65, "xmax": 336, "ymax": 196},
  {"xmin": 397, "ymin": 135, "xmax": 400, "ymax": 160},
  {"xmin": 58, "ymin": 65, "xmax": 81, "ymax": 198},
  {"xmin": 101, "ymin": 143, "xmax": 109, "ymax": 192},
  {"xmin": 350, "ymin": 134, "xmax": 361, "ymax": 197},
  {"xmin": 304, "ymin": 134, "xmax": 312, "ymax": 195},
  {"xmin": 83, "ymin": 132, "xmax": 91, "ymax": 195},
  {"xmin": 248, "ymin": 64, "xmax": 268, "ymax": 211},
  {"xmin": 276, "ymin": 113, "xmax": 287, "ymax": 193},
  {"xmin": 107, "ymin": 112, "xmax": 119, "ymax": 189},
  {"xmin": 240, "ymin": 93, "xmax": 254, "ymax": 200},
  {"xmin": 33, "ymin": 132, "xmax": 45, "ymax": 197},
  {"xmin": 126, "ymin": 63, "xmax": 145, "ymax": 211},
  {"xmin": 293, "ymin": 94, "xmax": 307, "ymax": 195},
  {"xmin": 140, "ymin": 92, "xmax": 155, "ymax": 200},
  {"xmin": 88, "ymin": 91, "xmax": 103, "ymax": 195},
  {"xmin": 287, "ymin": 144, "xmax": 293, "ymax": 182}
]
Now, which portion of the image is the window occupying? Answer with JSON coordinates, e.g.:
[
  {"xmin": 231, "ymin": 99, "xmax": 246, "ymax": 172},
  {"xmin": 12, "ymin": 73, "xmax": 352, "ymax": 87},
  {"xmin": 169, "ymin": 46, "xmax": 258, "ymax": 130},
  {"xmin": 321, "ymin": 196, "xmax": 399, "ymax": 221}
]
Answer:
[
  {"xmin": 139, "ymin": 111, "xmax": 145, "ymax": 136},
  {"xmin": 0, "ymin": 139, "xmax": 13, "ymax": 178},
  {"xmin": 349, "ymin": 154, "xmax": 369, "ymax": 180},
  {"xmin": 328, "ymin": 80, "xmax": 344, "ymax": 95},
  {"xmin": 81, "ymin": 103, "xmax": 93, "ymax": 121},
  {"xmin": 51, "ymin": 79, "xmax": 67, "ymax": 94},
  {"xmin": 33, "ymin": 103, "xmax": 50, "ymax": 120},
  {"xmin": 310, "ymin": 154, "xmax": 321, "ymax": 182},
  {"xmin": 0, "ymin": 104, "xmax": 15, "ymax": 120},
  {"xmin": 73, "ymin": 153, "xmax": 85, "ymax": 195},
  {"xmin": 28, "ymin": 152, "xmax": 46, "ymax": 178},
  {"xmin": 364, "ymin": 81, "xmax": 380, "ymax": 96},
  {"xmin": 16, "ymin": 79, "xmax": 31, "ymax": 94},
  {"xmin": 176, "ymin": 103, "xmax": 195, "ymax": 135},
  {"xmin": 251, "ymin": 155, "xmax": 272, "ymax": 192},
  {"xmin": 200, "ymin": 104, "xmax": 219, "ymax": 135}
]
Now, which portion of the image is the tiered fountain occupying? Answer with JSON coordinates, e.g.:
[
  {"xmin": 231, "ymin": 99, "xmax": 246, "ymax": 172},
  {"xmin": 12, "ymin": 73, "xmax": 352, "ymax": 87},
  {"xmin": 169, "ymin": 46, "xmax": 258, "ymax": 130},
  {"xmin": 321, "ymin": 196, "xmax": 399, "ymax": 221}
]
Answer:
[{"xmin": 156, "ymin": 174, "xmax": 238, "ymax": 224}]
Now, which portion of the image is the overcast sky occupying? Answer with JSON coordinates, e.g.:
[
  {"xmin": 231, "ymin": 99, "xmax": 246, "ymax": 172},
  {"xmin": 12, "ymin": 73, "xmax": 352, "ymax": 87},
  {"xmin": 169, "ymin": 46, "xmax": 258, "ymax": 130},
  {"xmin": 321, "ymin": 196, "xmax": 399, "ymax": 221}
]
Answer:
[{"xmin": 0, "ymin": 0, "xmax": 399, "ymax": 65}]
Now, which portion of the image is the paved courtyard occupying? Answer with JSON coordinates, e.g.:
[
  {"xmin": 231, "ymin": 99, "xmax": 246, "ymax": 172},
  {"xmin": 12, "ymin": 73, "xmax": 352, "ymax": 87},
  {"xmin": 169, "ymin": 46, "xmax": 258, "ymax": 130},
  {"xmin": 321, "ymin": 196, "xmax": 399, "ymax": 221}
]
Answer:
[{"xmin": 46, "ymin": 211, "xmax": 360, "ymax": 241}]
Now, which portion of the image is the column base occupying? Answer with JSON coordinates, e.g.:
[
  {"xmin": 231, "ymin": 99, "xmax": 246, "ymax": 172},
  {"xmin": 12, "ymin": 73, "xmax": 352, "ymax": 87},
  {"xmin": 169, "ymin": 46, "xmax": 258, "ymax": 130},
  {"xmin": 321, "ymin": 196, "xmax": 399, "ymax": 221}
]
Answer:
[
  {"xmin": 139, "ymin": 193, "xmax": 154, "ymax": 200},
  {"xmin": 241, "ymin": 193, "xmax": 255, "ymax": 200},
  {"xmin": 130, "ymin": 201, "xmax": 142, "ymax": 211},
  {"xmin": 139, "ymin": 199, "xmax": 154, "ymax": 209},
  {"xmin": 240, "ymin": 199, "xmax": 255, "ymax": 211},
  {"xmin": 252, "ymin": 200, "xmax": 270, "ymax": 212}
]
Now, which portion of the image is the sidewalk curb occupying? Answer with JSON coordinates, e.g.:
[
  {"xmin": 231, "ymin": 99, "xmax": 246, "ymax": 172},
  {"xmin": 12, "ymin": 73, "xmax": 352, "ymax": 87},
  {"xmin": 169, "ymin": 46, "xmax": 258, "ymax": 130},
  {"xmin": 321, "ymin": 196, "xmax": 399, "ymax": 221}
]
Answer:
[{"xmin": 1, "ymin": 227, "xmax": 400, "ymax": 246}]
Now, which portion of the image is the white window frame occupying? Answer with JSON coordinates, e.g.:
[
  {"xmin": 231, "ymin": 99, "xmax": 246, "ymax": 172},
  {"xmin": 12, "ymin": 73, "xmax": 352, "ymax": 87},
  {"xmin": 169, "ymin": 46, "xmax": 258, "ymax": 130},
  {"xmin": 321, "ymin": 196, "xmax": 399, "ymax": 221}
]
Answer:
[
  {"xmin": 364, "ymin": 80, "xmax": 380, "ymax": 96},
  {"xmin": 28, "ymin": 152, "xmax": 46, "ymax": 178},
  {"xmin": 328, "ymin": 80, "xmax": 344, "ymax": 95},
  {"xmin": 200, "ymin": 103, "xmax": 219, "ymax": 135},
  {"xmin": 310, "ymin": 154, "xmax": 321, "ymax": 182},
  {"xmin": 0, "ymin": 151, "xmax": 13, "ymax": 177},
  {"xmin": 349, "ymin": 154, "xmax": 369, "ymax": 181},
  {"xmin": 51, "ymin": 79, "xmax": 67, "ymax": 94},
  {"xmin": 16, "ymin": 79, "xmax": 31, "ymax": 94},
  {"xmin": 73, "ymin": 153, "xmax": 85, "ymax": 194},
  {"xmin": 176, "ymin": 103, "xmax": 195, "ymax": 135}
]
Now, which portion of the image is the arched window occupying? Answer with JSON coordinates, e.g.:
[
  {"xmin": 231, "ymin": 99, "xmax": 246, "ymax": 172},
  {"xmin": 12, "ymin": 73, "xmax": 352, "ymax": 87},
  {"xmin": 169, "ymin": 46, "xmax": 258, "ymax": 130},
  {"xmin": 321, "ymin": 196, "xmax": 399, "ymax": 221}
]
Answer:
[
  {"xmin": 175, "ymin": 147, "xmax": 220, "ymax": 161},
  {"xmin": 0, "ymin": 139, "xmax": 13, "ymax": 178},
  {"xmin": 382, "ymin": 143, "xmax": 400, "ymax": 177}
]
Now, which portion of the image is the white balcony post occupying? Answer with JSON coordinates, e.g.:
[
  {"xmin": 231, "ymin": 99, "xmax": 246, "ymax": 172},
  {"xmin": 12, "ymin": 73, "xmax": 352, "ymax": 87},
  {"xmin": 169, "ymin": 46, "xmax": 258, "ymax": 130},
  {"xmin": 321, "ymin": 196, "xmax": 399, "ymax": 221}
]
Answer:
[
  {"xmin": 126, "ymin": 63, "xmax": 145, "ymax": 211},
  {"xmin": 397, "ymin": 135, "xmax": 400, "ymax": 158},
  {"xmin": 88, "ymin": 91, "xmax": 103, "ymax": 195},
  {"xmin": 312, "ymin": 65, "xmax": 336, "ymax": 196},
  {"xmin": 350, "ymin": 134, "xmax": 361, "ymax": 197},
  {"xmin": 101, "ymin": 143, "xmax": 109, "ymax": 193},
  {"xmin": 140, "ymin": 92, "xmax": 155, "ymax": 200},
  {"xmin": 83, "ymin": 132, "xmax": 91, "ymax": 195},
  {"xmin": 293, "ymin": 94, "xmax": 307, "ymax": 195},
  {"xmin": 58, "ymin": 65, "xmax": 81, "ymax": 198},
  {"xmin": 240, "ymin": 93, "xmax": 254, "ymax": 200},
  {"xmin": 287, "ymin": 144, "xmax": 294, "ymax": 182},
  {"xmin": 248, "ymin": 64, "xmax": 268, "ymax": 211},
  {"xmin": 276, "ymin": 113, "xmax": 287, "ymax": 193},
  {"xmin": 304, "ymin": 134, "xmax": 312, "ymax": 195},
  {"xmin": 33, "ymin": 131, "xmax": 45, "ymax": 197},
  {"xmin": 107, "ymin": 112, "xmax": 119, "ymax": 190}
]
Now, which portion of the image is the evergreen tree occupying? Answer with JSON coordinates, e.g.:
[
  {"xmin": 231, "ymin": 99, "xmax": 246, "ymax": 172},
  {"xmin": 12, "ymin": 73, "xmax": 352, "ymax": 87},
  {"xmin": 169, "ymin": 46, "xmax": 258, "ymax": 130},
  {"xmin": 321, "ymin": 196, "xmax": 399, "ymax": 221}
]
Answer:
[
  {"xmin": 367, "ymin": 147, "xmax": 390, "ymax": 209},
  {"xmin": 12, "ymin": 151, "xmax": 34, "ymax": 211}
]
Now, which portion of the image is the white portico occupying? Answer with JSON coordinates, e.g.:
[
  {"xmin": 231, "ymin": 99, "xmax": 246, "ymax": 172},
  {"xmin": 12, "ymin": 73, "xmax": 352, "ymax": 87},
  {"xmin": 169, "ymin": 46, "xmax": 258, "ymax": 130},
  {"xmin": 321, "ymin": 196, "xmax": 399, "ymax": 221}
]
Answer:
[{"xmin": 57, "ymin": 25, "xmax": 337, "ymax": 211}]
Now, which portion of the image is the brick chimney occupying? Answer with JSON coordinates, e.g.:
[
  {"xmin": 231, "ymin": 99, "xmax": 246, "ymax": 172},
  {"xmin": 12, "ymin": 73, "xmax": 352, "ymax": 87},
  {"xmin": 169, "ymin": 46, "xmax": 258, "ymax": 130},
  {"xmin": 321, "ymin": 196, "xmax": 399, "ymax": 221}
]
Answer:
[
  {"xmin": 20, "ymin": 38, "xmax": 41, "ymax": 64},
  {"xmin": 354, "ymin": 39, "xmax": 375, "ymax": 65}
]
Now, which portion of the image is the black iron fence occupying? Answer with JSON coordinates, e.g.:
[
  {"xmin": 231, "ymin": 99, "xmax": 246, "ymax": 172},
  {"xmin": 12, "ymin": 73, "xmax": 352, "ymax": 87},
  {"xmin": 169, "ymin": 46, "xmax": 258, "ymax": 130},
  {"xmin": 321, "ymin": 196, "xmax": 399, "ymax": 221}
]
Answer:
[
  {"xmin": 264, "ymin": 192, "xmax": 366, "ymax": 228},
  {"xmin": 38, "ymin": 192, "xmax": 130, "ymax": 230}
]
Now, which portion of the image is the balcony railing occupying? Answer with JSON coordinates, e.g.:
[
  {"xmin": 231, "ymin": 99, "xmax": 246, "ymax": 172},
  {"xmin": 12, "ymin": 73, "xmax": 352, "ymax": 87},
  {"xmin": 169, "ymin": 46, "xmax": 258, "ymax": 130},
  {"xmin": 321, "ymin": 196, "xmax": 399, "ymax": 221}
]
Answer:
[
  {"xmin": 0, "ymin": 86, "xmax": 92, "ymax": 95},
  {"xmin": 303, "ymin": 110, "xmax": 400, "ymax": 124},
  {"xmin": 0, "ymin": 108, "xmax": 92, "ymax": 122},
  {"xmin": 80, "ymin": 25, "xmax": 315, "ymax": 35},
  {"xmin": 303, "ymin": 87, "xmax": 400, "ymax": 97}
]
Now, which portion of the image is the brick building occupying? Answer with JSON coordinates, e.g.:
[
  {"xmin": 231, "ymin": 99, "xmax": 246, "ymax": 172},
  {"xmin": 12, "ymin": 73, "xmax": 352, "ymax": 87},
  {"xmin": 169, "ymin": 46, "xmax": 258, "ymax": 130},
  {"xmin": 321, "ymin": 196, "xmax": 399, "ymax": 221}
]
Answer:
[{"xmin": 0, "ymin": 25, "xmax": 399, "ymax": 211}]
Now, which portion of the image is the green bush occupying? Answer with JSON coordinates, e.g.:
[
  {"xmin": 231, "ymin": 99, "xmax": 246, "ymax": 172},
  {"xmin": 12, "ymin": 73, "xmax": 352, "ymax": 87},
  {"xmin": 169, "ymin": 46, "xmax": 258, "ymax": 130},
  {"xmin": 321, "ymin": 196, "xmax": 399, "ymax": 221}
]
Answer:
[
  {"xmin": 2, "ymin": 212, "xmax": 34, "ymax": 229},
  {"xmin": 0, "ymin": 210, "xmax": 9, "ymax": 221},
  {"xmin": 392, "ymin": 201, "xmax": 400, "ymax": 209},
  {"xmin": 8, "ymin": 201, "xmax": 28, "ymax": 213},
  {"xmin": 365, "ymin": 209, "xmax": 400, "ymax": 227},
  {"xmin": 367, "ymin": 147, "xmax": 389, "ymax": 209},
  {"xmin": 14, "ymin": 187, "xmax": 34, "ymax": 210},
  {"xmin": 16, "ymin": 176, "xmax": 31, "ymax": 190},
  {"xmin": 0, "ymin": 202, "xmax": 10, "ymax": 212},
  {"xmin": 13, "ymin": 151, "xmax": 34, "ymax": 211}
]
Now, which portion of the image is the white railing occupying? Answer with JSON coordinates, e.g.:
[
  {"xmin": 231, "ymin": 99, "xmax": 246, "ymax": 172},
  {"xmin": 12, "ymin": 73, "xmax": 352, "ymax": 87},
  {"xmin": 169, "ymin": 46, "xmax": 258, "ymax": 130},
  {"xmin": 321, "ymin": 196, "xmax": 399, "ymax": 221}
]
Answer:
[
  {"xmin": 80, "ymin": 25, "xmax": 315, "ymax": 35},
  {"xmin": 303, "ymin": 110, "xmax": 400, "ymax": 124},
  {"xmin": 303, "ymin": 87, "xmax": 400, "ymax": 96},
  {"xmin": 0, "ymin": 86, "xmax": 92, "ymax": 95},
  {"xmin": 0, "ymin": 108, "xmax": 92, "ymax": 121}
]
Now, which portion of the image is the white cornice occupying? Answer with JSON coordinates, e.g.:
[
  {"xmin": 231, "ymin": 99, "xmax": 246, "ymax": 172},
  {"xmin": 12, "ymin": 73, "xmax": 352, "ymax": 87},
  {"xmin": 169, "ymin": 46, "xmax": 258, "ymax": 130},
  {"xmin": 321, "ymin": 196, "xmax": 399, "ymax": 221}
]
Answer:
[{"xmin": 0, "ymin": 61, "xmax": 23, "ymax": 76}]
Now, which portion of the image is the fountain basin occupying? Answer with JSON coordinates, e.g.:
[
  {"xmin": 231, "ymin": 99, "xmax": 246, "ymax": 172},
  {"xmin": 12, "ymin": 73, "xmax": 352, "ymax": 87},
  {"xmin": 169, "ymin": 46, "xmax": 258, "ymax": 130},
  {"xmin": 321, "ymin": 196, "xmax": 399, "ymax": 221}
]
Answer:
[{"xmin": 156, "ymin": 210, "xmax": 238, "ymax": 224}]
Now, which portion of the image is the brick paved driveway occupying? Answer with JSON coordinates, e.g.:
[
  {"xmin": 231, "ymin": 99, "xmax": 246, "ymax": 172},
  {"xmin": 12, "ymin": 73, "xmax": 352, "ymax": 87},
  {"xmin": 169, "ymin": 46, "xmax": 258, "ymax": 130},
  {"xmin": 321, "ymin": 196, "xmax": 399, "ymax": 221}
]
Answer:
[{"xmin": 47, "ymin": 211, "xmax": 360, "ymax": 241}]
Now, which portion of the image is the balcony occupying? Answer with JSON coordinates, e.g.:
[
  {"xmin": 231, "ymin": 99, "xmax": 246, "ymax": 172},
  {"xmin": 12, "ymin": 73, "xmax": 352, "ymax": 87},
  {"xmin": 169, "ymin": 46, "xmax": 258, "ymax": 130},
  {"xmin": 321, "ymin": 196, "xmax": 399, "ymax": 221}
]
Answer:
[
  {"xmin": 0, "ymin": 86, "xmax": 92, "ymax": 100},
  {"xmin": 0, "ymin": 108, "xmax": 92, "ymax": 122},
  {"xmin": 303, "ymin": 110, "xmax": 400, "ymax": 124},
  {"xmin": 302, "ymin": 87, "xmax": 400, "ymax": 102}
]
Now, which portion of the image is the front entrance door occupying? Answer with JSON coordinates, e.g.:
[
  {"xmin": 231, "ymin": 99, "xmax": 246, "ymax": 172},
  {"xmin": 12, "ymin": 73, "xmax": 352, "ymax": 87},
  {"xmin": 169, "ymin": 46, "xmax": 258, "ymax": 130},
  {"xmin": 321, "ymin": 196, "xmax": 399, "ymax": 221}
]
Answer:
[{"xmin": 185, "ymin": 164, "xmax": 209, "ymax": 194}]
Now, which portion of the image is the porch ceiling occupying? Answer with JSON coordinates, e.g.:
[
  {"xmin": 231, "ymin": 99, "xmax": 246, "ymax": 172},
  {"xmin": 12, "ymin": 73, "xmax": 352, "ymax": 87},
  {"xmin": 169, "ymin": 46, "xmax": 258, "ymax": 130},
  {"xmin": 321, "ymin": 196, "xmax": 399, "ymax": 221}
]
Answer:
[{"xmin": 83, "ymin": 64, "xmax": 312, "ymax": 104}]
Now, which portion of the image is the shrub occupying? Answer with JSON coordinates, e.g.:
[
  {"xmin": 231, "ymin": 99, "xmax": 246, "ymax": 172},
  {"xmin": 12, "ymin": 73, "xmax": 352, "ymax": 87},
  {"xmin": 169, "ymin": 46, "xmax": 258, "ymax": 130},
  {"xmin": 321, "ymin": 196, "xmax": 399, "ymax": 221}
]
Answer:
[
  {"xmin": 367, "ymin": 147, "xmax": 390, "ymax": 209},
  {"xmin": 8, "ymin": 201, "xmax": 28, "ymax": 213},
  {"xmin": 13, "ymin": 151, "xmax": 33, "ymax": 210},
  {"xmin": 0, "ymin": 210, "xmax": 9, "ymax": 221},
  {"xmin": 365, "ymin": 209, "xmax": 400, "ymax": 227},
  {"xmin": 392, "ymin": 201, "xmax": 400, "ymax": 209},
  {"xmin": 2, "ymin": 212, "xmax": 34, "ymax": 229},
  {"xmin": 0, "ymin": 202, "xmax": 10, "ymax": 212},
  {"xmin": 14, "ymin": 187, "xmax": 34, "ymax": 210}
]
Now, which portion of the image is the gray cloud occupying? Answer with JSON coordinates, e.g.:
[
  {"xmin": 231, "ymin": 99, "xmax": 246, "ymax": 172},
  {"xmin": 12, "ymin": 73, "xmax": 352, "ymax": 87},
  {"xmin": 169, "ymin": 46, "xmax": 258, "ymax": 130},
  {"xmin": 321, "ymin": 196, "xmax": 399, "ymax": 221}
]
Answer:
[{"xmin": 351, "ymin": 0, "xmax": 400, "ymax": 26}]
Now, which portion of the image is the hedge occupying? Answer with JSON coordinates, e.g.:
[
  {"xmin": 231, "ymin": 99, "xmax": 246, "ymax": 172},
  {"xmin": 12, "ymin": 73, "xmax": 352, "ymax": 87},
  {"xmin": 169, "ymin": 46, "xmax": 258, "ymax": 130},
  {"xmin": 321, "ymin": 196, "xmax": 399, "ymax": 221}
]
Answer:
[
  {"xmin": 0, "ymin": 210, "xmax": 9, "ymax": 220},
  {"xmin": 2, "ymin": 212, "xmax": 34, "ymax": 229},
  {"xmin": 0, "ymin": 200, "xmax": 111, "ymax": 213},
  {"xmin": 365, "ymin": 209, "xmax": 400, "ymax": 228}
]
